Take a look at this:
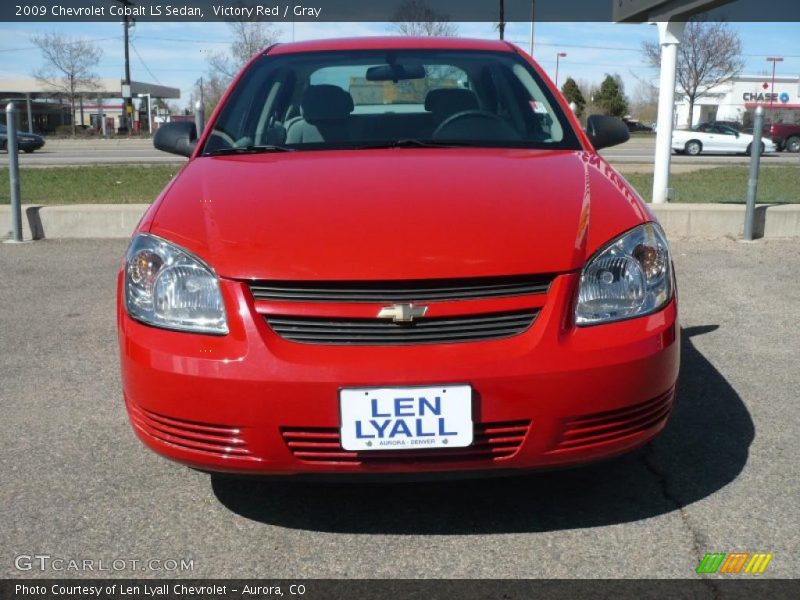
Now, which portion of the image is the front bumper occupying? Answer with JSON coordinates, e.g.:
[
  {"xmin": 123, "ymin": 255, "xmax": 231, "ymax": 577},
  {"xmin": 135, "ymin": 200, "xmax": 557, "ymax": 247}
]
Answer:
[{"xmin": 118, "ymin": 272, "xmax": 679, "ymax": 476}]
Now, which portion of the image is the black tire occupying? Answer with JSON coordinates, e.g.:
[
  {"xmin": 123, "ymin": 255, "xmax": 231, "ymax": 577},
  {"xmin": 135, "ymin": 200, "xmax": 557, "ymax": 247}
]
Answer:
[
  {"xmin": 23, "ymin": 148, "xmax": 34, "ymax": 153},
  {"xmin": 745, "ymin": 142, "xmax": 766, "ymax": 156},
  {"xmin": 684, "ymin": 140, "xmax": 702, "ymax": 156},
  {"xmin": 0, "ymin": 140, "xmax": 6, "ymax": 152},
  {"xmin": 786, "ymin": 136, "xmax": 800, "ymax": 153}
]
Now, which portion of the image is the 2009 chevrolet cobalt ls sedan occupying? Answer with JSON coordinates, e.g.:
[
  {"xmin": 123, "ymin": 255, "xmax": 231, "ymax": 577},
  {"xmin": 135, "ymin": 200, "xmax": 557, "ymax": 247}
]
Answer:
[{"xmin": 118, "ymin": 37, "xmax": 679, "ymax": 477}]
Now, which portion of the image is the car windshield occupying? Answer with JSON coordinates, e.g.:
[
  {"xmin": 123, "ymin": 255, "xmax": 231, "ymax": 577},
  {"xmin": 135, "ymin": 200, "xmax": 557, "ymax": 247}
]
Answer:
[{"xmin": 203, "ymin": 49, "xmax": 581, "ymax": 154}]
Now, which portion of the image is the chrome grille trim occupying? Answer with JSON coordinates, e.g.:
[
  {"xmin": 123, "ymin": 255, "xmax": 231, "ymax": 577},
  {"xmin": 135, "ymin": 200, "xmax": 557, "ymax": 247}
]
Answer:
[
  {"xmin": 249, "ymin": 275, "xmax": 552, "ymax": 303},
  {"xmin": 265, "ymin": 309, "xmax": 539, "ymax": 345}
]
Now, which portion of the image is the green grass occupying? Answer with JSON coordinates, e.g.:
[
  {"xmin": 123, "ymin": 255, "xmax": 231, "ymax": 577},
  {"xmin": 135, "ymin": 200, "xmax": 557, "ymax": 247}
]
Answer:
[
  {"xmin": 624, "ymin": 167, "xmax": 799, "ymax": 204},
  {"xmin": 1, "ymin": 164, "xmax": 797, "ymax": 205},
  {"xmin": 0, "ymin": 165, "xmax": 178, "ymax": 204}
]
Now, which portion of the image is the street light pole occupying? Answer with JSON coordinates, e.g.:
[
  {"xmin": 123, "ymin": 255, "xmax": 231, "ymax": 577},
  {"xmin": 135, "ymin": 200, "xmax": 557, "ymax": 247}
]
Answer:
[
  {"xmin": 555, "ymin": 52, "xmax": 567, "ymax": 88},
  {"xmin": 766, "ymin": 57, "xmax": 784, "ymax": 112}
]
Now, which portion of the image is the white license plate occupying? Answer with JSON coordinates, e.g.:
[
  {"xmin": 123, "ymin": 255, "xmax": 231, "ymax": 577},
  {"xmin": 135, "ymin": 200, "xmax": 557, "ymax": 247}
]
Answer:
[{"xmin": 340, "ymin": 385, "xmax": 473, "ymax": 451}]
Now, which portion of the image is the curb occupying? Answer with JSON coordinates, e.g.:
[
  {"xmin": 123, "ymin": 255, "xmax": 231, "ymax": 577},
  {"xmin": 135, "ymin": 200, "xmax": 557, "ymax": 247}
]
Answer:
[
  {"xmin": 2, "ymin": 203, "xmax": 800, "ymax": 241},
  {"xmin": 1, "ymin": 204, "xmax": 149, "ymax": 241}
]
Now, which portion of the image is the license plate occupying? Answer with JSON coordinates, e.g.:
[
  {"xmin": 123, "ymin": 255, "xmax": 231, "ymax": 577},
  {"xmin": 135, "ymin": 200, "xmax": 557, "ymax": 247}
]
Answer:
[{"xmin": 340, "ymin": 385, "xmax": 473, "ymax": 451}]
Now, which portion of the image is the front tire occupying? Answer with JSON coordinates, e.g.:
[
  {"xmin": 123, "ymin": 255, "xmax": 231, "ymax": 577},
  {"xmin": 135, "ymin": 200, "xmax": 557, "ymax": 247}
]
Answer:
[
  {"xmin": 684, "ymin": 140, "xmax": 702, "ymax": 156},
  {"xmin": 786, "ymin": 136, "xmax": 800, "ymax": 153}
]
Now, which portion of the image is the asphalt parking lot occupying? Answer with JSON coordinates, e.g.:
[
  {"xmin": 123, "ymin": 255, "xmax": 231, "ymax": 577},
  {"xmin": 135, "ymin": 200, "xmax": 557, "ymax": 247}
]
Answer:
[
  {"xmin": 1, "ymin": 137, "xmax": 798, "ymax": 169},
  {"xmin": 1, "ymin": 238, "xmax": 798, "ymax": 579}
]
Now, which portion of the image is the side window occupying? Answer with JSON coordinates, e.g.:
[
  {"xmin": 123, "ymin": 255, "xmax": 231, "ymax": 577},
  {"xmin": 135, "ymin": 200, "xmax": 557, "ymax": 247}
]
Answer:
[{"xmin": 511, "ymin": 63, "xmax": 563, "ymax": 142}]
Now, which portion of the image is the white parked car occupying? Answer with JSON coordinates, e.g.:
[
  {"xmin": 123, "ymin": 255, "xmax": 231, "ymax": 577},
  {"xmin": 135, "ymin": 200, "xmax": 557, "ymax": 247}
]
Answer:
[{"xmin": 672, "ymin": 123, "xmax": 776, "ymax": 156}]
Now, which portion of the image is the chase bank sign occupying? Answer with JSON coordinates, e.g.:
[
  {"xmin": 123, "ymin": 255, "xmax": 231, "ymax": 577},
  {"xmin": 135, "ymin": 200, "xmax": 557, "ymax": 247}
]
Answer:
[{"xmin": 742, "ymin": 92, "xmax": 792, "ymax": 103}]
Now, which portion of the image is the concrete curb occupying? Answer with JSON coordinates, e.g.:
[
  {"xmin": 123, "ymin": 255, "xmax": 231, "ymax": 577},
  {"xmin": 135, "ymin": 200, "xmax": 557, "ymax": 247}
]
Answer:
[
  {"xmin": 1, "ymin": 204, "xmax": 149, "ymax": 241},
  {"xmin": 3, "ymin": 203, "xmax": 800, "ymax": 241}
]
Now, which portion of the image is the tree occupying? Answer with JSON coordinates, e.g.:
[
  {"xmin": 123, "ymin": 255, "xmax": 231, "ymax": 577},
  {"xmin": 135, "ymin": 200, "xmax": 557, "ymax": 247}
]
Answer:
[
  {"xmin": 641, "ymin": 18, "xmax": 744, "ymax": 127},
  {"xmin": 594, "ymin": 74, "xmax": 629, "ymax": 118},
  {"xmin": 31, "ymin": 33, "xmax": 103, "ymax": 136},
  {"xmin": 561, "ymin": 77, "xmax": 586, "ymax": 118},
  {"xmin": 207, "ymin": 22, "xmax": 279, "ymax": 81},
  {"xmin": 630, "ymin": 80, "xmax": 659, "ymax": 124},
  {"xmin": 390, "ymin": 0, "xmax": 458, "ymax": 37}
]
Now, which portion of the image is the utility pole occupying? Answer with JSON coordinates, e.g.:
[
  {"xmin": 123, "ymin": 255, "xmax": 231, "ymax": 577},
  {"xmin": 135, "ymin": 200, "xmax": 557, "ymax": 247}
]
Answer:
[
  {"xmin": 529, "ymin": 1, "xmax": 535, "ymax": 57},
  {"xmin": 115, "ymin": 0, "xmax": 136, "ymax": 134},
  {"xmin": 498, "ymin": 0, "xmax": 505, "ymax": 40}
]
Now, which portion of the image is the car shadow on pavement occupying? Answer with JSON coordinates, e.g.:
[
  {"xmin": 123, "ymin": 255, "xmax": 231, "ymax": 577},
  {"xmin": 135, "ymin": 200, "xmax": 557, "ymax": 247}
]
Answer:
[{"xmin": 211, "ymin": 325, "xmax": 754, "ymax": 533}]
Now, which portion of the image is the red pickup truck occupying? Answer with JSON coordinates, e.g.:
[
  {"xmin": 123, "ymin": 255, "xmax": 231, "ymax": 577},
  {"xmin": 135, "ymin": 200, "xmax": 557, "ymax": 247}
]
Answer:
[{"xmin": 769, "ymin": 123, "xmax": 800, "ymax": 153}]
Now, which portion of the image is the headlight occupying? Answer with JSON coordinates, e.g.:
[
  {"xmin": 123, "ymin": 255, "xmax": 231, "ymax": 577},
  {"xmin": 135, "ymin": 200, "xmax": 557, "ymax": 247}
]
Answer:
[
  {"xmin": 124, "ymin": 233, "xmax": 228, "ymax": 334},
  {"xmin": 576, "ymin": 223, "xmax": 672, "ymax": 326}
]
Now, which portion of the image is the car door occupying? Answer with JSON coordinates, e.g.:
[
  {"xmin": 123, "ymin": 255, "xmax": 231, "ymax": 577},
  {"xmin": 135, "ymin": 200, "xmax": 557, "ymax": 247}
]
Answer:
[
  {"xmin": 711, "ymin": 125, "xmax": 740, "ymax": 153},
  {"xmin": 693, "ymin": 124, "xmax": 719, "ymax": 152}
]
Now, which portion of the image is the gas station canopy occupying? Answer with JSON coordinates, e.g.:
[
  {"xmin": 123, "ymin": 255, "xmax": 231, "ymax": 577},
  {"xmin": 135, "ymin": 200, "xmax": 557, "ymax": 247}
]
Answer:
[{"xmin": 0, "ymin": 77, "xmax": 180, "ymax": 100}]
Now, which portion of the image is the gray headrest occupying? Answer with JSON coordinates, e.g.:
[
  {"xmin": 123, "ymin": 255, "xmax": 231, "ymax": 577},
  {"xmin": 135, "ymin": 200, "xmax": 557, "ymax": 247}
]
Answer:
[
  {"xmin": 424, "ymin": 88, "xmax": 479, "ymax": 116},
  {"xmin": 301, "ymin": 85, "xmax": 354, "ymax": 121}
]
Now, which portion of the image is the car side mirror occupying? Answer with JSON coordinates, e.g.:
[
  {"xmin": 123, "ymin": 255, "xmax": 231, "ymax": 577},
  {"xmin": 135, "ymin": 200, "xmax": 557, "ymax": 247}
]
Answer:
[
  {"xmin": 154, "ymin": 121, "xmax": 197, "ymax": 157},
  {"xmin": 585, "ymin": 115, "xmax": 630, "ymax": 150}
]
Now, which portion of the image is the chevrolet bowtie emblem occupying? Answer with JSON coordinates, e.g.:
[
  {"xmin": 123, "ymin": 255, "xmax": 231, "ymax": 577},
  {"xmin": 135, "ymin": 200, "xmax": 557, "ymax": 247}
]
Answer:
[{"xmin": 377, "ymin": 303, "xmax": 428, "ymax": 323}]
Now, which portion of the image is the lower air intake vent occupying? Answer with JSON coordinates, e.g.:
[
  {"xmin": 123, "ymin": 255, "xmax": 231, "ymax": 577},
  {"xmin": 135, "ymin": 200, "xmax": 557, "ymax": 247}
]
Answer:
[
  {"xmin": 129, "ymin": 403, "xmax": 253, "ymax": 459},
  {"xmin": 548, "ymin": 388, "xmax": 675, "ymax": 453},
  {"xmin": 281, "ymin": 420, "xmax": 531, "ymax": 464}
]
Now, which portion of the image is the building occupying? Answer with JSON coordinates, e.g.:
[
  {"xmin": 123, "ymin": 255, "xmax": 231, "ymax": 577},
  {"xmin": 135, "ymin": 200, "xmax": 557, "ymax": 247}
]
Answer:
[
  {"xmin": 0, "ymin": 77, "xmax": 180, "ymax": 134},
  {"xmin": 675, "ymin": 74, "xmax": 800, "ymax": 128}
]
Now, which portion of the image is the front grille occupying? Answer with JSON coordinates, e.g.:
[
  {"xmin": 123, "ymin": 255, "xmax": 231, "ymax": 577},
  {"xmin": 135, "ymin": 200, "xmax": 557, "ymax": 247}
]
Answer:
[
  {"xmin": 265, "ymin": 309, "xmax": 538, "ymax": 345},
  {"xmin": 249, "ymin": 274, "xmax": 552, "ymax": 303},
  {"xmin": 548, "ymin": 388, "xmax": 675, "ymax": 453},
  {"xmin": 128, "ymin": 403, "xmax": 254, "ymax": 459},
  {"xmin": 281, "ymin": 420, "xmax": 531, "ymax": 464}
]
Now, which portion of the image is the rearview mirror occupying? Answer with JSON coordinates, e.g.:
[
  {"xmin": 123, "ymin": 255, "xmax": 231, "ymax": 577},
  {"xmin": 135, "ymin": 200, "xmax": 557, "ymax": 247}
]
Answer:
[
  {"xmin": 154, "ymin": 121, "xmax": 197, "ymax": 157},
  {"xmin": 585, "ymin": 115, "xmax": 630, "ymax": 150},
  {"xmin": 366, "ymin": 63, "xmax": 426, "ymax": 82}
]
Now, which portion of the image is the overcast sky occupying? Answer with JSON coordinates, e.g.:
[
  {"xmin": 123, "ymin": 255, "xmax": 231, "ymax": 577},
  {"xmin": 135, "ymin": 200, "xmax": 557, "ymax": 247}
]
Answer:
[{"xmin": 0, "ymin": 21, "xmax": 797, "ymax": 107}]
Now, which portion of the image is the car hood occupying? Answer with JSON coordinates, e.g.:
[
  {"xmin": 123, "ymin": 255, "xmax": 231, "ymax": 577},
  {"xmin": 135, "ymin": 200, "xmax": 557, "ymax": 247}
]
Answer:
[{"xmin": 147, "ymin": 148, "xmax": 649, "ymax": 280}]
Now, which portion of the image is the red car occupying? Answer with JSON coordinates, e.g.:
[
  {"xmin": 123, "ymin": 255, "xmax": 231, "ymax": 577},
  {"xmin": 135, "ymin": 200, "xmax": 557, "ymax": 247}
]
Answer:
[{"xmin": 118, "ymin": 37, "xmax": 679, "ymax": 478}]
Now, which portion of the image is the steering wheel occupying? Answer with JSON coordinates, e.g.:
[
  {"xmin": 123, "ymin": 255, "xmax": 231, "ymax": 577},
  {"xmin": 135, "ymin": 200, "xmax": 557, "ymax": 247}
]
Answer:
[
  {"xmin": 432, "ymin": 110, "xmax": 519, "ymax": 141},
  {"xmin": 207, "ymin": 128, "xmax": 237, "ymax": 149}
]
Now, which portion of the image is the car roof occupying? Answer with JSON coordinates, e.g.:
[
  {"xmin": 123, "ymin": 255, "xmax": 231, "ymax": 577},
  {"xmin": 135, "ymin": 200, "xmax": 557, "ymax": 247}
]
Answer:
[{"xmin": 266, "ymin": 36, "xmax": 515, "ymax": 56}]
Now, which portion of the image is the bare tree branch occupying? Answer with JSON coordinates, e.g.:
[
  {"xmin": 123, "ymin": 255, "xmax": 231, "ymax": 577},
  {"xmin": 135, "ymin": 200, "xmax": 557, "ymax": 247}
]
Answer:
[
  {"xmin": 203, "ymin": 20, "xmax": 280, "ymax": 114},
  {"xmin": 390, "ymin": 0, "xmax": 458, "ymax": 37},
  {"xmin": 31, "ymin": 32, "xmax": 103, "ymax": 135},
  {"xmin": 641, "ymin": 18, "xmax": 744, "ymax": 127}
]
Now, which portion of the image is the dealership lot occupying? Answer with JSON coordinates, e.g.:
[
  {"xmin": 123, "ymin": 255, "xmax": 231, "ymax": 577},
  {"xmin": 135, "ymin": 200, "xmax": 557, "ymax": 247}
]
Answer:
[
  {"xmin": 1, "ymin": 238, "xmax": 798, "ymax": 578},
  {"xmin": 1, "ymin": 137, "xmax": 798, "ymax": 168}
]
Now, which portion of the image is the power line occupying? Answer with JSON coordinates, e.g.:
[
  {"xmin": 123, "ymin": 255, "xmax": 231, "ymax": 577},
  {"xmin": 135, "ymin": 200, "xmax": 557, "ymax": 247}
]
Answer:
[
  {"xmin": 0, "ymin": 36, "xmax": 120, "ymax": 53},
  {"xmin": 135, "ymin": 35, "xmax": 230, "ymax": 45},
  {"xmin": 130, "ymin": 40, "xmax": 162, "ymax": 84}
]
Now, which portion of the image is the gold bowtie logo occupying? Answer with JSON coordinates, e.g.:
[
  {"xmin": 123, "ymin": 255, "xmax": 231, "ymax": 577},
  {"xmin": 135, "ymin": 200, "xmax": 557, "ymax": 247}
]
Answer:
[{"xmin": 376, "ymin": 303, "xmax": 428, "ymax": 323}]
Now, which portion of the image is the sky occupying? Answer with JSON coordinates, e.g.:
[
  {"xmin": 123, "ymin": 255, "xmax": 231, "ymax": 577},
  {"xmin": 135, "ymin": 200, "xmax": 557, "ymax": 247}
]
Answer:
[{"xmin": 0, "ymin": 20, "xmax": 798, "ymax": 108}]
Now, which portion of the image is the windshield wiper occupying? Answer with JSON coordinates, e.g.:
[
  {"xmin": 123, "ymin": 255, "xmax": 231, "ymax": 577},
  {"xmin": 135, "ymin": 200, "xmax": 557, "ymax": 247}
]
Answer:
[
  {"xmin": 355, "ymin": 139, "xmax": 483, "ymax": 150},
  {"xmin": 205, "ymin": 145, "xmax": 295, "ymax": 156}
]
